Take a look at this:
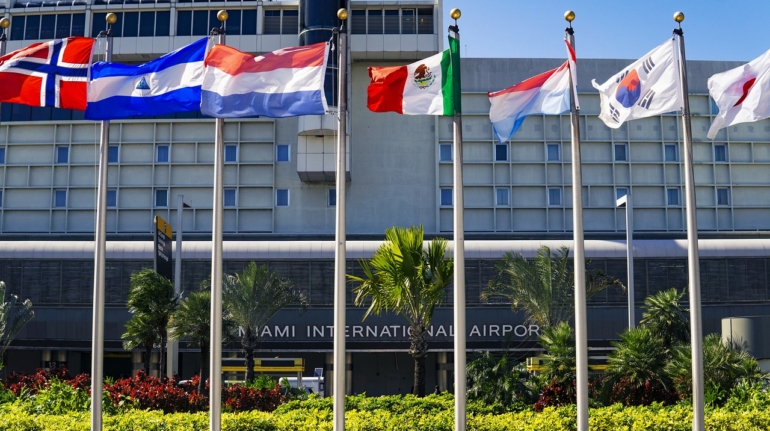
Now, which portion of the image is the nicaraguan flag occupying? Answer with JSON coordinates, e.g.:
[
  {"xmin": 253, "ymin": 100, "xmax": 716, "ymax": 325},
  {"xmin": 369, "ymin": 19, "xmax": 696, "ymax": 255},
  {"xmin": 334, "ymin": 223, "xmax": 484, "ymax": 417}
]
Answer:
[
  {"xmin": 86, "ymin": 38, "xmax": 207, "ymax": 120},
  {"xmin": 488, "ymin": 40, "xmax": 576, "ymax": 143},
  {"xmin": 201, "ymin": 42, "xmax": 329, "ymax": 118}
]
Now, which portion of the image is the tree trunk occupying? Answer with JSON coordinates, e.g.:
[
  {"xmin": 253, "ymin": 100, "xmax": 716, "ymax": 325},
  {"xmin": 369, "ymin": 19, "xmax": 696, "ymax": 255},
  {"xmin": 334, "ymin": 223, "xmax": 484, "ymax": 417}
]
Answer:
[
  {"xmin": 159, "ymin": 333, "xmax": 166, "ymax": 379},
  {"xmin": 244, "ymin": 340, "xmax": 255, "ymax": 383},
  {"xmin": 199, "ymin": 341, "xmax": 210, "ymax": 394},
  {"xmin": 409, "ymin": 323, "xmax": 428, "ymax": 397},
  {"xmin": 143, "ymin": 344, "xmax": 152, "ymax": 375}
]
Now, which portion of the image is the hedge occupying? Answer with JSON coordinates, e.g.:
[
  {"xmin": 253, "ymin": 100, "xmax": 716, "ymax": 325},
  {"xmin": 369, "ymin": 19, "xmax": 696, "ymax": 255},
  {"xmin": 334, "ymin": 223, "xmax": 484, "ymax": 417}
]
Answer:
[{"xmin": 3, "ymin": 403, "xmax": 770, "ymax": 431}]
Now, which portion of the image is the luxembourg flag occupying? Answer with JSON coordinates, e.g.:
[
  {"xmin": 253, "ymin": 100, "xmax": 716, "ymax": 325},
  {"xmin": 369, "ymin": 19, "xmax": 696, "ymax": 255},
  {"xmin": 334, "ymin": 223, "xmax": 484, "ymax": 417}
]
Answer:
[
  {"xmin": 201, "ymin": 42, "xmax": 329, "ymax": 118},
  {"xmin": 86, "ymin": 38, "xmax": 207, "ymax": 120},
  {"xmin": 488, "ymin": 40, "xmax": 577, "ymax": 143}
]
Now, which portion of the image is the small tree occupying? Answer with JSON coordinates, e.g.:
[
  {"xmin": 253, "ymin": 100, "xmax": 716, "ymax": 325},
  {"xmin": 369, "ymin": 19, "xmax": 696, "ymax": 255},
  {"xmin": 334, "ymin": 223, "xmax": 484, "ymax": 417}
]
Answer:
[
  {"xmin": 122, "ymin": 314, "xmax": 157, "ymax": 374},
  {"xmin": 639, "ymin": 288, "xmax": 689, "ymax": 352},
  {"xmin": 0, "ymin": 281, "xmax": 34, "ymax": 371},
  {"xmin": 222, "ymin": 262, "xmax": 308, "ymax": 383},
  {"xmin": 349, "ymin": 225, "xmax": 453, "ymax": 397},
  {"xmin": 122, "ymin": 269, "xmax": 179, "ymax": 375},
  {"xmin": 483, "ymin": 245, "xmax": 623, "ymax": 329}
]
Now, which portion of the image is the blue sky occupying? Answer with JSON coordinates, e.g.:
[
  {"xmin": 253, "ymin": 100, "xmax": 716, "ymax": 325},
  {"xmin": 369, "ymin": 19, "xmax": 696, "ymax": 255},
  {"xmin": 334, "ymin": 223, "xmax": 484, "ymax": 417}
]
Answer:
[{"xmin": 442, "ymin": 1, "xmax": 770, "ymax": 62}]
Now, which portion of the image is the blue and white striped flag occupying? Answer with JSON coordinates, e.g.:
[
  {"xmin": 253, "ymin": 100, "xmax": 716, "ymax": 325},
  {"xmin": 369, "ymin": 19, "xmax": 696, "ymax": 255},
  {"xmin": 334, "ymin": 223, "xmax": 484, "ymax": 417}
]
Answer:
[{"xmin": 86, "ymin": 38, "xmax": 207, "ymax": 120}]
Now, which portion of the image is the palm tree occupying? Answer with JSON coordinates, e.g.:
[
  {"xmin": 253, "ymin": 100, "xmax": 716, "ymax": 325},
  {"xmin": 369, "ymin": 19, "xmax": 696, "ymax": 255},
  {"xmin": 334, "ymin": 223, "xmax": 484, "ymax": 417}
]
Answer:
[
  {"xmin": 122, "ymin": 313, "xmax": 157, "ymax": 374},
  {"xmin": 466, "ymin": 350, "xmax": 535, "ymax": 407},
  {"xmin": 605, "ymin": 326, "xmax": 673, "ymax": 405},
  {"xmin": 222, "ymin": 262, "xmax": 308, "ymax": 383},
  {"xmin": 0, "ymin": 281, "xmax": 34, "ymax": 371},
  {"xmin": 482, "ymin": 245, "xmax": 623, "ymax": 328},
  {"xmin": 169, "ymin": 289, "xmax": 218, "ymax": 393},
  {"xmin": 348, "ymin": 225, "xmax": 453, "ymax": 397},
  {"xmin": 538, "ymin": 322, "xmax": 576, "ymax": 387},
  {"xmin": 123, "ymin": 268, "xmax": 179, "ymax": 374},
  {"xmin": 639, "ymin": 288, "xmax": 689, "ymax": 351}
]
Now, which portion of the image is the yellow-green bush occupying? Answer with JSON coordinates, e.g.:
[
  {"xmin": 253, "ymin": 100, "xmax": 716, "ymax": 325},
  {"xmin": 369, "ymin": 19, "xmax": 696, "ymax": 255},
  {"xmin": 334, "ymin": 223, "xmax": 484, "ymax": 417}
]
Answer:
[{"xmin": 2, "ymin": 402, "xmax": 770, "ymax": 430}]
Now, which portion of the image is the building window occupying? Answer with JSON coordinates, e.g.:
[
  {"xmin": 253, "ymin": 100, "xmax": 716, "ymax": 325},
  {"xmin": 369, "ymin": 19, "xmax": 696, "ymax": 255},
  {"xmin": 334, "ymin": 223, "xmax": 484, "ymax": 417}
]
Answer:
[
  {"xmin": 440, "ymin": 188, "xmax": 453, "ymax": 206},
  {"xmin": 547, "ymin": 143, "xmax": 560, "ymax": 161},
  {"xmin": 276, "ymin": 145, "xmax": 290, "ymax": 162},
  {"xmin": 224, "ymin": 189, "xmax": 236, "ymax": 207},
  {"xmin": 107, "ymin": 189, "xmax": 117, "ymax": 208},
  {"xmin": 0, "ymin": 147, "xmax": 5, "ymax": 164},
  {"xmin": 93, "ymin": 12, "xmax": 170, "ymax": 38},
  {"xmin": 13, "ymin": 13, "xmax": 86, "ymax": 41},
  {"xmin": 0, "ymin": 190, "xmax": 2, "ymax": 207},
  {"xmin": 384, "ymin": 10, "xmax": 399, "ymax": 34},
  {"xmin": 417, "ymin": 8, "xmax": 433, "ymax": 34},
  {"xmin": 496, "ymin": 188, "xmax": 509, "ymax": 206},
  {"xmin": 717, "ymin": 188, "xmax": 729, "ymax": 206},
  {"xmin": 495, "ymin": 144, "xmax": 508, "ymax": 161},
  {"xmin": 276, "ymin": 189, "xmax": 289, "ymax": 207},
  {"xmin": 714, "ymin": 144, "xmax": 727, "ymax": 162},
  {"xmin": 155, "ymin": 189, "xmax": 168, "ymax": 207},
  {"xmin": 439, "ymin": 144, "xmax": 452, "ymax": 162},
  {"xmin": 56, "ymin": 146, "xmax": 69, "ymax": 164},
  {"xmin": 225, "ymin": 144, "xmax": 237, "ymax": 163},
  {"xmin": 156, "ymin": 145, "xmax": 169, "ymax": 163},
  {"xmin": 108, "ymin": 146, "xmax": 119, "ymax": 164},
  {"xmin": 401, "ymin": 9, "xmax": 416, "ymax": 34},
  {"xmin": 351, "ymin": 10, "xmax": 366, "ymax": 34},
  {"xmin": 281, "ymin": 10, "xmax": 298, "ymax": 34},
  {"xmin": 614, "ymin": 143, "xmax": 628, "ymax": 162},
  {"xmin": 616, "ymin": 188, "xmax": 628, "ymax": 200},
  {"xmin": 328, "ymin": 189, "xmax": 336, "ymax": 207},
  {"xmin": 263, "ymin": 10, "xmax": 298, "ymax": 35},
  {"xmin": 367, "ymin": 10, "xmax": 383, "ymax": 34},
  {"xmin": 548, "ymin": 188, "xmax": 562, "ymax": 206},
  {"xmin": 54, "ymin": 190, "xmax": 67, "ymax": 207},
  {"xmin": 710, "ymin": 98, "xmax": 719, "ymax": 115},
  {"xmin": 667, "ymin": 188, "xmax": 680, "ymax": 206},
  {"xmin": 664, "ymin": 144, "xmax": 677, "ymax": 162}
]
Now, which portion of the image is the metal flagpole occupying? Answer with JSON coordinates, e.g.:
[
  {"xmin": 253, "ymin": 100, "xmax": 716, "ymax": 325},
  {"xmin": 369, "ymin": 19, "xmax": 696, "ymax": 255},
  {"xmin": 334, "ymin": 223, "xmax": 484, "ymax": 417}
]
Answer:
[
  {"xmin": 90, "ymin": 13, "xmax": 116, "ymax": 431},
  {"xmin": 332, "ymin": 8, "xmax": 348, "ymax": 431},
  {"xmin": 209, "ymin": 10, "xmax": 228, "ymax": 431},
  {"xmin": 673, "ymin": 11, "xmax": 704, "ymax": 431},
  {"xmin": 168, "ymin": 195, "xmax": 190, "ymax": 377},
  {"xmin": 616, "ymin": 193, "xmax": 635, "ymax": 329},
  {"xmin": 0, "ymin": 17, "xmax": 8, "ymax": 124},
  {"xmin": 447, "ymin": 8, "xmax": 466, "ymax": 431},
  {"xmin": 564, "ymin": 11, "xmax": 588, "ymax": 431}
]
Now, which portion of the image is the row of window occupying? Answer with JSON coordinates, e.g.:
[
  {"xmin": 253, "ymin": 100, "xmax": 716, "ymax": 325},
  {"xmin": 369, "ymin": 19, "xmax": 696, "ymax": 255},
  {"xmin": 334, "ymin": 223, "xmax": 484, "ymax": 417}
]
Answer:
[
  {"xmin": 0, "ymin": 144, "xmax": 290, "ymax": 165},
  {"xmin": 437, "ymin": 187, "xmax": 731, "ymax": 207},
  {"xmin": 91, "ymin": 11, "xmax": 170, "ymax": 37},
  {"xmin": 9, "ymin": 13, "xmax": 85, "ymax": 40},
  {"xmin": 440, "ymin": 143, "xmax": 730, "ymax": 163},
  {"xmin": 37, "ymin": 187, "xmax": 333, "ymax": 209},
  {"xmin": 351, "ymin": 8, "xmax": 433, "ymax": 35},
  {"xmin": 176, "ymin": 9, "xmax": 256, "ymax": 36}
]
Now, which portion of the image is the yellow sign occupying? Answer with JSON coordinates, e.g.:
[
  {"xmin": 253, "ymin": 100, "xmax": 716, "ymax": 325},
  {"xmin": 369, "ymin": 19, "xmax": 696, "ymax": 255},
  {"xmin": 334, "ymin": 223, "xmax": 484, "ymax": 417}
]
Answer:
[{"xmin": 155, "ymin": 216, "xmax": 172, "ymax": 238}]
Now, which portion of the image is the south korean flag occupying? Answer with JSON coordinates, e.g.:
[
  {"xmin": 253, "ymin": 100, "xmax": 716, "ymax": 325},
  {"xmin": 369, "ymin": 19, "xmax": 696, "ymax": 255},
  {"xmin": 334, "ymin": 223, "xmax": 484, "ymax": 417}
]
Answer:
[{"xmin": 591, "ymin": 38, "xmax": 682, "ymax": 129}]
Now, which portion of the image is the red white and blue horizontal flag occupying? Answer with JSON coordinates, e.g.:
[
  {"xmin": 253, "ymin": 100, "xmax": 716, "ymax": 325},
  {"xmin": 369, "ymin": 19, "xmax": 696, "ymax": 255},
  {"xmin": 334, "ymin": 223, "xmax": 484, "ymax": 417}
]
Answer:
[
  {"xmin": 200, "ymin": 42, "xmax": 329, "ymax": 118},
  {"xmin": 0, "ymin": 36, "xmax": 94, "ymax": 110},
  {"xmin": 488, "ymin": 40, "xmax": 577, "ymax": 143}
]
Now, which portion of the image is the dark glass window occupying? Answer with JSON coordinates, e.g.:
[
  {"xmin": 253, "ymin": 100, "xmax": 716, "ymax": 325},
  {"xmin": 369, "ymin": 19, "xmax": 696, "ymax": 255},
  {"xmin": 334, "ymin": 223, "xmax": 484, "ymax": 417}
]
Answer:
[
  {"xmin": 25, "ymin": 15, "xmax": 40, "ymax": 40},
  {"xmin": 0, "ymin": 147, "xmax": 5, "ymax": 164},
  {"xmin": 108, "ymin": 146, "xmax": 119, "ymax": 163},
  {"xmin": 495, "ymin": 144, "xmax": 508, "ymax": 161},
  {"xmin": 226, "ymin": 9, "xmax": 241, "ymax": 35},
  {"xmin": 54, "ymin": 13, "xmax": 71, "ymax": 38},
  {"xmin": 614, "ymin": 143, "xmax": 628, "ymax": 161},
  {"xmin": 176, "ymin": 11, "xmax": 192, "ymax": 36},
  {"xmin": 155, "ymin": 11, "xmax": 170, "ymax": 36},
  {"xmin": 547, "ymin": 144, "xmax": 560, "ymax": 161},
  {"xmin": 155, "ymin": 189, "xmax": 168, "ymax": 207},
  {"xmin": 139, "ymin": 11, "xmax": 155, "ymax": 37},
  {"xmin": 224, "ymin": 189, "xmax": 236, "ymax": 207},
  {"xmin": 107, "ymin": 190, "xmax": 117, "ymax": 207},
  {"xmin": 282, "ymin": 10, "xmax": 298, "ymax": 34},
  {"xmin": 367, "ymin": 10, "xmax": 382, "ymax": 34},
  {"xmin": 351, "ymin": 10, "xmax": 365, "ymax": 34},
  {"xmin": 715, "ymin": 144, "xmax": 727, "ymax": 162},
  {"xmin": 439, "ymin": 144, "xmax": 451, "ymax": 162},
  {"xmin": 440, "ymin": 188, "xmax": 452, "ymax": 206},
  {"xmin": 328, "ymin": 189, "xmax": 336, "ymax": 206},
  {"xmin": 122, "ymin": 12, "xmax": 138, "ymax": 37},
  {"xmin": 110, "ymin": 12, "xmax": 123, "ymax": 38},
  {"xmin": 417, "ymin": 8, "xmax": 433, "ymax": 34},
  {"xmin": 276, "ymin": 145, "xmax": 289, "ymax": 162},
  {"xmin": 156, "ymin": 145, "xmax": 169, "ymax": 163},
  {"xmin": 717, "ymin": 188, "xmax": 729, "ymax": 206},
  {"xmin": 54, "ymin": 190, "xmax": 67, "ymax": 207},
  {"xmin": 56, "ymin": 146, "xmax": 69, "ymax": 164},
  {"xmin": 384, "ymin": 10, "xmax": 399, "ymax": 34},
  {"xmin": 664, "ymin": 144, "xmax": 677, "ymax": 162},
  {"xmin": 51, "ymin": 107, "xmax": 72, "ymax": 121},
  {"xmin": 263, "ymin": 10, "xmax": 280, "ymax": 34},
  {"xmin": 10, "ymin": 16, "xmax": 25, "ymax": 41},
  {"xmin": 276, "ymin": 189, "xmax": 289, "ymax": 206},
  {"xmin": 401, "ymin": 9, "xmax": 415, "ymax": 34},
  {"xmin": 31, "ymin": 106, "xmax": 51, "ymax": 121},
  {"xmin": 192, "ymin": 10, "xmax": 208, "ymax": 36},
  {"xmin": 242, "ymin": 10, "xmax": 256, "ymax": 35},
  {"xmin": 91, "ymin": 13, "xmax": 107, "ymax": 37},
  {"xmin": 40, "ymin": 15, "xmax": 55, "ymax": 39},
  {"xmin": 11, "ymin": 104, "xmax": 32, "ymax": 121},
  {"xmin": 71, "ymin": 13, "xmax": 85, "ymax": 36},
  {"xmin": 224, "ymin": 144, "xmax": 237, "ymax": 162}
]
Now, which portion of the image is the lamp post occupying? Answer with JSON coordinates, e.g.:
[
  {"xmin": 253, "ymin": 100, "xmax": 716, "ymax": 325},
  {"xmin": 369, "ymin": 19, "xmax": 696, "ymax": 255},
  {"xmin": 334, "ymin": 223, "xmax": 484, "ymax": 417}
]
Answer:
[
  {"xmin": 616, "ymin": 192, "xmax": 635, "ymax": 329},
  {"xmin": 167, "ymin": 195, "xmax": 191, "ymax": 378},
  {"xmin": 0, "ymin": 17, "xmax": 9, "ymax": 56}
]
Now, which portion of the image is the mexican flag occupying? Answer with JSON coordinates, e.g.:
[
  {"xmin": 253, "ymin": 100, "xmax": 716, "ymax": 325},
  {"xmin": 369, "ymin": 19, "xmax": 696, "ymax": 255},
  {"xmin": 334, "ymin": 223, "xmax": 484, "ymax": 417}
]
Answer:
[{"xmin": 367, "ymin": 36, "xmax": 461, "ymax": 116}]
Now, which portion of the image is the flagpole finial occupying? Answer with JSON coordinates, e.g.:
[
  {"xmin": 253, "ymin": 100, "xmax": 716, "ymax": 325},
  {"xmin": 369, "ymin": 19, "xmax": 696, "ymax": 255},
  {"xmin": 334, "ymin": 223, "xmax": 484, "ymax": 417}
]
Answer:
[
  {"xmin": 450, "ymin": 8, "xmax": 461, "ymax": 20},
  {"xmin": 564, "ymin": 10, "xmax": 576, "ymax": 23},
  {"xmin": 0, "ymin": 17, "xmax": 9, "ymax": 30},
  {"xmin": 217, "ymin": 10, "xmax": 229, "ymax": 22},
  {"xmin": 674, "ymin": 11, "xmax": 684, "ymax": 23},
  {"xmin": 337, "ymin": 8, "xmax": 348, "ymax": 21},
  {"xmin": 106, "ymin": 13, "xmax": 117, "ymax": 25}
]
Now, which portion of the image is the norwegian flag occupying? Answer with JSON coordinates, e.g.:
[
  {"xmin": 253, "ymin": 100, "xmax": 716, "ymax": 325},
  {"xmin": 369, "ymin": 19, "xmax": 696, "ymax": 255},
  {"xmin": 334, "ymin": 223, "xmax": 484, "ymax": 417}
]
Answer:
[{"xmin": 0, "ymin": 37, "xmax": 94, "ymax": 110}]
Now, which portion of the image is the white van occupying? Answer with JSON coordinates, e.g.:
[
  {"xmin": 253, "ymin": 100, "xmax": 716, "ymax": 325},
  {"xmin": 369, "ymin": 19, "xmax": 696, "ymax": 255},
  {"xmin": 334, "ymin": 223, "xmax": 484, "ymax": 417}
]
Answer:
[{"xmin": 281, "ymin": 376, "xmax": 324, "ymax": 396}]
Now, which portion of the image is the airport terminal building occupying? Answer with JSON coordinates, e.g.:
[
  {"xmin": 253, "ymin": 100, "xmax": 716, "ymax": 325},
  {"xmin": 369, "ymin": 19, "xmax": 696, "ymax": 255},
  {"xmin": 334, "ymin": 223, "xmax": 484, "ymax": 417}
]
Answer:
[{"xmin": 1, "ymin": 0, "xmax": 770, "ymax": 395}]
